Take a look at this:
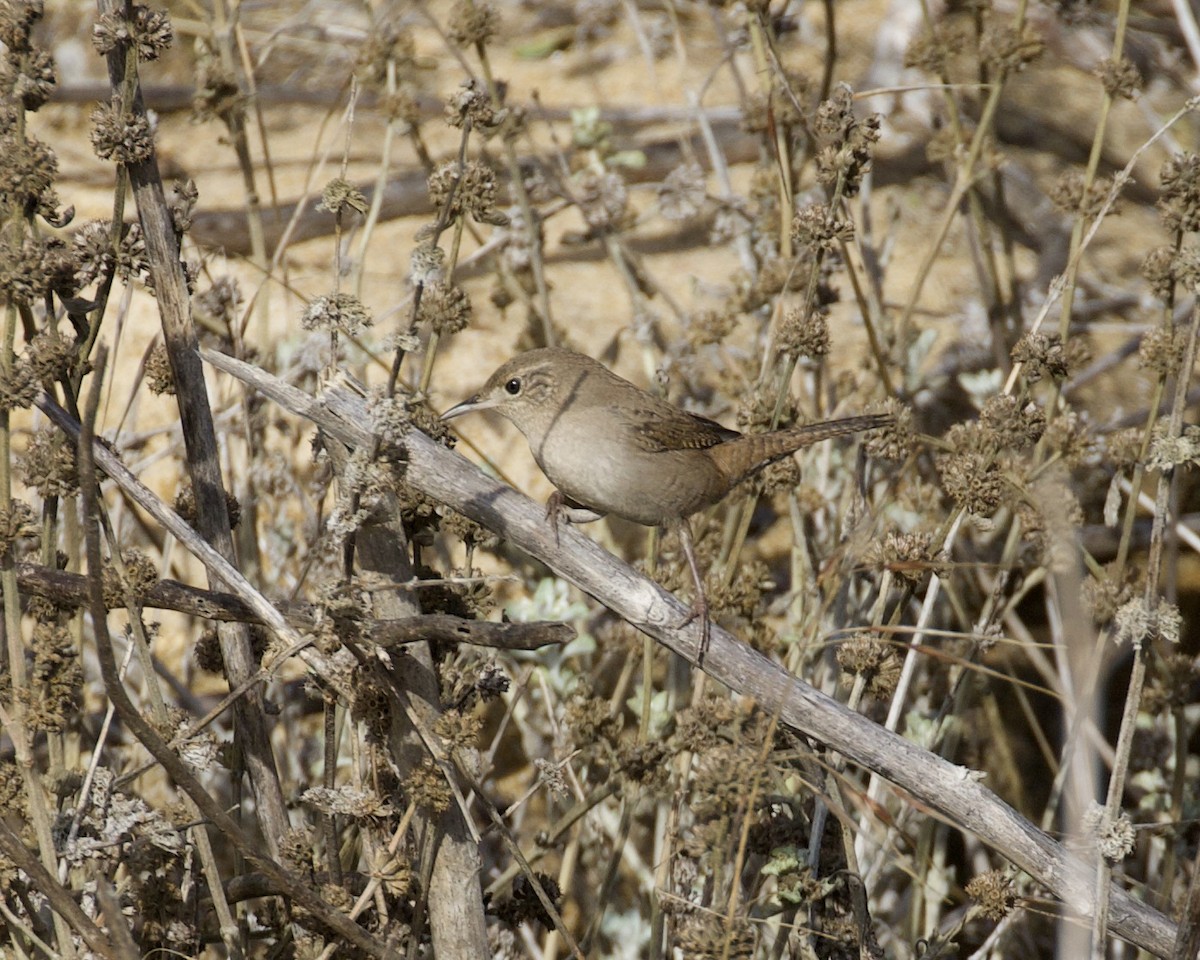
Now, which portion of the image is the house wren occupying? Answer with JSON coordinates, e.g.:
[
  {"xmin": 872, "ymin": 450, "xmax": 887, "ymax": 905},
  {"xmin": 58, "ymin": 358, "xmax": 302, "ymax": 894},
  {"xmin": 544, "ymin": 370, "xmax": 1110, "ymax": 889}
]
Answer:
[{"xmin": 442, "ymin": 347, "xmax": 890, "ymax": 659}]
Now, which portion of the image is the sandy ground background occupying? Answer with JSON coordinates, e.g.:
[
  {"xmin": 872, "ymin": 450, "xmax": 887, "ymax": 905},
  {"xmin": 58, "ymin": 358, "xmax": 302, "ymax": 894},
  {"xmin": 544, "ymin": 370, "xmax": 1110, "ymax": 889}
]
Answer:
[{"xmin": 13, "ymin": 0, "xmax": 1200, "ymax": 956}]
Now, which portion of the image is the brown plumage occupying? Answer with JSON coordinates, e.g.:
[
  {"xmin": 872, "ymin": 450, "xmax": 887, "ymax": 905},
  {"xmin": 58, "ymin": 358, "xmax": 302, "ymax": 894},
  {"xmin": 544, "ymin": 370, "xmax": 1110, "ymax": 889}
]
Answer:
[{"xmin": 443, "ymin": 348, "xmax": 890, "ymax": 660}]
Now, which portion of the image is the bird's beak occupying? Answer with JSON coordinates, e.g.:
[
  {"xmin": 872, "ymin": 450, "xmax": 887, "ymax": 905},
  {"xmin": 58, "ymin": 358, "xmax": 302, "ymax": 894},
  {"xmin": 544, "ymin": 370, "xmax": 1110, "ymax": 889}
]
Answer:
[{"xmin": 440, "ymin": 394, "xmax": 498, "ymax": 421}]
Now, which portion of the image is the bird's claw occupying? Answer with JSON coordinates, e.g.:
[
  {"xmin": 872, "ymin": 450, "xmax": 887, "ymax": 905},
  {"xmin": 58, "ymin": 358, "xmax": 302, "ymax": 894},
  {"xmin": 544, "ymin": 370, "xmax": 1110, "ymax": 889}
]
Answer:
[
  {"xmin": 678, "ymin": 598, "xmax": 711, "ymax": 666},
  {"xmin": 544, "ymin": 494, "xmax": 605, "ymax": 547}
]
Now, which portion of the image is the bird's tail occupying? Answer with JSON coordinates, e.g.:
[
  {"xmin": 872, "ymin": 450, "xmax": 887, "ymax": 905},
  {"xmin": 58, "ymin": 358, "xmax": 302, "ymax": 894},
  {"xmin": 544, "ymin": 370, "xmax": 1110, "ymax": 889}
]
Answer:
[{"xmin": 716, "ymin": 413, "xmax": 892, "ymax": 486}]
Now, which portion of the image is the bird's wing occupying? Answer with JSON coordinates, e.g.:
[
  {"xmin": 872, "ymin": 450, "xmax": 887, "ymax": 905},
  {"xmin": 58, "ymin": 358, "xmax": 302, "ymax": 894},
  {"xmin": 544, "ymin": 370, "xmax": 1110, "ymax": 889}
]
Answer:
[{"xmin": 629, "ymin": 405, "xmax": 741, "ymax": 452}]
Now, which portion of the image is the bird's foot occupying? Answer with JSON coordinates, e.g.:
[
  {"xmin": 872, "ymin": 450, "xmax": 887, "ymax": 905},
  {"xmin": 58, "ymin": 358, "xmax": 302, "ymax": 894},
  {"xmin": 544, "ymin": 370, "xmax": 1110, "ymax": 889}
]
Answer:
[
  {"xmin": 677, "ymin": 596, "xmax": 711, "ymax": 666},
  {"xmin": 544, "ymin": 492, "xmax": 604, "ymax": 546}
]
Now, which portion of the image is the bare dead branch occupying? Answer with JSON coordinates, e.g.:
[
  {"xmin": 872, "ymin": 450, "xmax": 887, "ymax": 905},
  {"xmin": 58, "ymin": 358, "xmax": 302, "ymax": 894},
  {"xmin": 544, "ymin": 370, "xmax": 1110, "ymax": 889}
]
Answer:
[
  {"xmin": 13, "ymin": 561, "xmax": 570, "ymax": 650},
  {"xmin": 200, "ymin": 346, "xmax": 1179, "ymax": 958}
]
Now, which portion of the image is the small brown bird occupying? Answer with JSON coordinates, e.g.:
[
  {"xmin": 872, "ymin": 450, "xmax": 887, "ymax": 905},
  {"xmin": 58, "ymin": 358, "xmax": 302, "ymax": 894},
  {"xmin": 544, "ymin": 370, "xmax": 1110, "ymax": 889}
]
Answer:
[{"xmin": 442, "ymin": 348, "xmax": 889, "ymax": 660}]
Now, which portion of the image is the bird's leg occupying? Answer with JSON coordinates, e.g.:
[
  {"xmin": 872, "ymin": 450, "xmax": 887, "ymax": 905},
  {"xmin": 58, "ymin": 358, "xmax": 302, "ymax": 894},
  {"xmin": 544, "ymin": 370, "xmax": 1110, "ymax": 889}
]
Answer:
[
  {"xmin": 544, "ymin": 491, "xmax": 604, "ymax": 546},
  {"xmin": 674, "ymin": 519, "xmax": 710, "ymax": 665},
  {"xmin": 545, "ymin": 491, "xmax": 564, "ymax": 546}
]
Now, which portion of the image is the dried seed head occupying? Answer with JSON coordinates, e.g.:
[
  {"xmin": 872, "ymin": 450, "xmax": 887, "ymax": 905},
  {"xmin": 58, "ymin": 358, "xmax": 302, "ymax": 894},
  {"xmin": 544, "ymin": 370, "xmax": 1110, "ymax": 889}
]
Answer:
[
  {"xmin": 408, "ymin": 757, "xmax": 452, "ymax": 814},
  {"xmin": 617, "ymin": 740, "xmax": 672, "ymax": 793},
  {"xmin": 691, "ymin": 743, "xmax": 761, "ymax": 820},
  {"xmin": 0, "ymin": 499, "xmax": 37, "ymax": 552},
  {"xmin": 870, "ymin": 530, "xmax": 940, "ymax": 585},
  {"xmin": 92, "ymin": 6, "xmax": 172, "ymax": 61},
  {"xmin": 0, "ymin": 358, "xmax": 37, "ymax": 411},
  {"xmin": 812, "ymin": 85, "xmax": 880, "ymax": 196},
  {"xmin": 194, "ymin": 275, "xmax": 239, "ymax": 328},
  {"xmin": 0, "ymin": 131, "xmax": 57, "ymax": 213},
  {"xmin": 29, "ymin": 622, "xmax": 81, "ymax": 733},
  {"xmin": 1103, "ymin": 426, "xmax": 1143, "ymax": 470},
  {"xmin": 980, "ymin": 395, "xmax": 1045, "ymax": 449},
  {"xmin": 26, "ymin": 331, "xmax": 75, "ymax": 383},
  {"xmin": 864, "ymin": 399, "xmax": 913, "ymax": 461},
  {"xmin": 20, "ymin": 429, "xmax": 77, "ymax": 498},
  {"xmin": 705, "ymin": 558, "xmax": 771, "ymax": 625},
  {"xmin": 736, "ymin": 387, "xmax": 796, "ymax": 435},
  {"xmin": 778, "ymin": 307, "xmax": 829, "ymax": 359},
  {"xmin": 1173, "ymin": 245, "xmax": 1200, "ymax": 290},
  {"xmin": 441, "ymin": 509, "xmax": 499, "ymax": 550},
  {"xmin": 1147, "ymin": 428, "xmax": 1200, "ymax": 471},
  {"xmin": 1148, "ymin": 653, "xmax": 1200, "ymax": 710},
  {"xmin": 1137, "ymin": 322, "xmax": 1188, "ymax": 377},
  {"xmin": 302, "ymin": 785, "xmax": 394, "ymax": 820},
  {"xmin": 410, "ymin": 242, "xmax": 446, "ymax": 287},
  {"xmin": 1049, "ymin": 170, "xmax": 1118, "ymax": 220},
  {"xmin": 317, "ymin": 177, "xmax": 367, "ymax": 217},
  {"xmin": 0, "ymin": 46, "xmax": 56, "ymax": 110},
  {"xmin": 1081, "ymin": 564, "xmax": 1137, "ymax": 626},
  {"xmin": 445, "ymin": 78, "xmax": 506, "ymax": 132},
  {"xmin": 979, "ymin": 21, "xmax": 1045, "ymax": 72},
  {"xmin": 355, "ymin": 19, "xmax": 416, "ymax": 89},
  {"xmin": 90, "ymin": 97, "xmax": 155, "ymax": 164},
  {"xmin": 1113, "ymin": 597, "xmax": 1181, "ymax": 649},
  {"xmin": 1096, "ymin": 56, "xmax": 1141, "ymax": 100},
  {"xmin": 737, "ymin": 255, "xmax": 808, "ymax": 309},
  {"xmin": 101, "ymin": 548, "xmax": 158, "ymax": 606},
  {"xmin": 564, "ymin": 682, "xmax": 622, "ymax": 751},
  {"xmin": 40, "ymin": 237, "xmax": 80, "ymax": 297},
  {"xmin": 965, "ymin": 871, "xmax": 1015, "ymax": 921},
  {"xmin": 573, "ymin": 167, "xmax": 628, "ymax": 232},
  {"xmin": 433, "ymin": 708, "xmax": 483, "ymax": 751},
  {"xmin": 791, "ymin": 203, "xmax": 854, "ymax": 250},
  {"xmin": 192, "ymin": 55, "xmax": 240, "ymax": 122},
  {"xmin": 349, "ymin": 663, "xmax": 393, "ymax": 743},
  {"xmin": 427, "ymin": 158, "xmax": 507, "ymax": 225},
  {"xmin": 755, "ymin": 457, "xmax": 801, "ymax": 499},
  {"xmin": 447, "ymin": 0, "xmax": 497, "ymax": 48},
  {"xmin": 1081, "ymin": 803, "xmax": 1136, "ymax": 863},
  {"xmin": 492, "ymin": 873, "xmax": 561, "ymax": 929},
  {"xmin": 173, "ymin": 481, "xmax": 241, "ymax": 530},
  {"xmin": 146, "ymin": 342, "xmax": 174, "ymax": 395},
  {"xmin": 193, "ymin": 627, "xmax": 223, "ymax": 674},
  {"xmin": 1141, "ymin": 245, "xmax": 1176, "ymax": 300},
  {"xmin": 836, "ymin": 632, "xmax": 901, "ymax": 698},
  {"xmin": 904, "ymin": 21, "xmax": 970, "ymax": 75},
  {"xmin": 1011, "ymin": 331, "xmax": 1070, "ymax": 382},
  {"xmin": 420, "ymin": 279, "xmax": 470, "ymax": 336},
  {"xmin": 381, "ymin": 86, "xmax": 421, "ymax": 129},
  {"xmin": 0, "ymin": 233, "xmax": 50, "ymax": 304},
  {"xmin": 1042, "ymin": 408, "xmax": 1093, "ymax": 467},
  {"xmin": 1158, "ymin": 153, "xmax": 1200, "ymax": 234},
  {"xmin": 658, "ymin": 163, "xmax": 706, "ymax": 221},
  {"xmin": 688, "ymin": 307, "xmax": 737, "ymax": 347},
  {"xmin": 939, "ymin": 448, "xmax": 1005, "ymax": 516},
  {"xmin": 0, "ymin": 0, "xmax": 42, "ymax": 50},
  {"xmin": 677, "ymin": 913, "xmax": 756, "ymax": 960},
  {"xmin": 72, "ymin": 220, "xmax": 148, "ymax": 289},
  {"xmin": 747, "ymin": 803, "xmax": 808, "ymax": 856},
  {"xmin": 300, "ymin": 291, "xmax": 373, "ymax": 335},
  {"xmin": 0, "ymin": 760, "xmax": 26, "ymax": 816}
]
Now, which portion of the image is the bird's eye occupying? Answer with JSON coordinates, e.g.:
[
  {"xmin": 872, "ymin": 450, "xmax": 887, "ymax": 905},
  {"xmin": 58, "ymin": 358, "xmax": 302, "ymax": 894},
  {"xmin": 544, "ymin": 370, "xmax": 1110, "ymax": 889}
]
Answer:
[{"xmin": 504, "ymin": 377, "xmax": 522, "ymax": 395}]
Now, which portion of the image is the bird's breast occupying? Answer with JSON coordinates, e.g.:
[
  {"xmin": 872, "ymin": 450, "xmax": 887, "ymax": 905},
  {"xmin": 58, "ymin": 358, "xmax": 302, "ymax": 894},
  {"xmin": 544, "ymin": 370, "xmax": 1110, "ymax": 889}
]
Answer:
[{"xmin": 530, "ymin": 414, "xmax": 726, "ymax": 526}]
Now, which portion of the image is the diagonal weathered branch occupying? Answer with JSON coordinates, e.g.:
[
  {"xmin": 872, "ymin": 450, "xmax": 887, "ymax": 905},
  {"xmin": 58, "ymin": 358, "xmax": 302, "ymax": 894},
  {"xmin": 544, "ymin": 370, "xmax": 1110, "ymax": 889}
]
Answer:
[{"xmin": 201, "ymin": 347, "xmax": 1179, "ymax": 958}]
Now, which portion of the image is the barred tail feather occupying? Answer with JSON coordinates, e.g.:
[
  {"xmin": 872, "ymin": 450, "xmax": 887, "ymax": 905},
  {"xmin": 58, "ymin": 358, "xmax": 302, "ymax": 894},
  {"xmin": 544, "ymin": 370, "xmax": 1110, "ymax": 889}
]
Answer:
[{"xmin": 716, "ymin": 413, "xmax": 892, "ymax": 486}]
